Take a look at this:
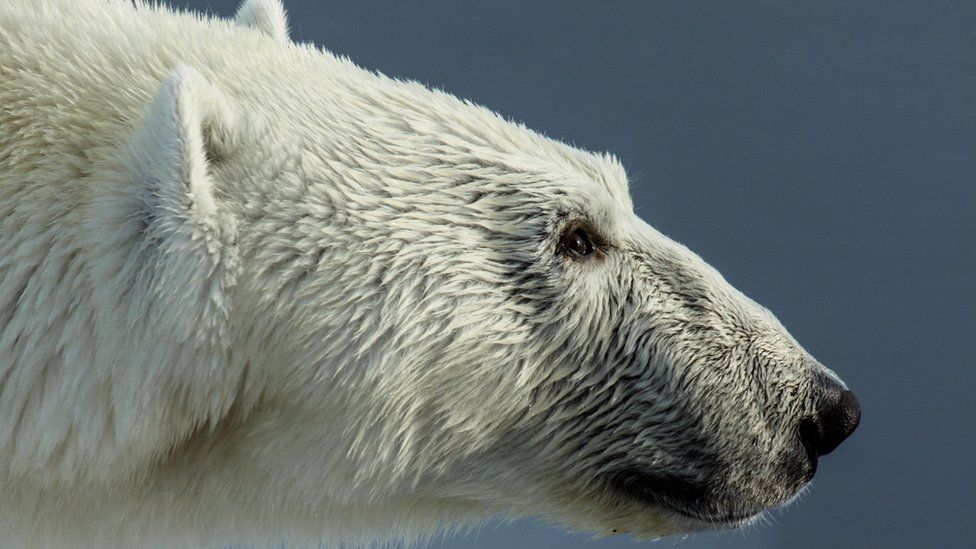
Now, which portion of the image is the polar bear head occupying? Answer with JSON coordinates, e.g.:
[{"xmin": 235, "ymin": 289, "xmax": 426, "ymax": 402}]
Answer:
[{"xmin": 102, "ymin": 0, "xmax": 860, "ymax": 541}]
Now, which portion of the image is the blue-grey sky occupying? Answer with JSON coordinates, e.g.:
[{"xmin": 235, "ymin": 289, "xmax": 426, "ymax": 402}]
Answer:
[{"xmin": 182, "ymin": 1, "xmax": 975, "ymax": 547}]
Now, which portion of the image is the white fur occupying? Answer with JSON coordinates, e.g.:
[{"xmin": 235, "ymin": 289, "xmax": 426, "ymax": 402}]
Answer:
[
  {"xmin": 235, "ymin": 0, "xmax": 289, "ymax": 43},
  {"xmin": 0, "ymin": 1, "xmax": 847, "ymax": 547}
]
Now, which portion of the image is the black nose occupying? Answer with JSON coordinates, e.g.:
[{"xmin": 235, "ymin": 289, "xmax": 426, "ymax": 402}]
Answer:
[{"xmin": 799, "ymin": 379, "xmax": 861, "ymax": 458}]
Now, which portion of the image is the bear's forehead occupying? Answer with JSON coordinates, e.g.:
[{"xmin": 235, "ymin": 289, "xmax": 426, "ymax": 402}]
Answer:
[
  {"xmin": 277, "ymin": 50, "xmax": 634, "ymax": 209},
  {"xmin": 428, "ymin": 104, "xmax": 633, "ymax": 208},
  {"xmin": 412, "ymin": 103, "xmax": 630, "ymax": 208}
]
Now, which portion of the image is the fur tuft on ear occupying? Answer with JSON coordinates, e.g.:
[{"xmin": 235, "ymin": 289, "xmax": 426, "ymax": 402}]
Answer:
[{"xmin": 234, "ymin": 0, "xmax": 289, "ymax": 43}]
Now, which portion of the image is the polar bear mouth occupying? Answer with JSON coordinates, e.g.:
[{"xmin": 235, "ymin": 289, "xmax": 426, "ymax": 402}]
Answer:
[{"xmin": 608, "ymin": 470, "xmax": 761, "ymax": 525}]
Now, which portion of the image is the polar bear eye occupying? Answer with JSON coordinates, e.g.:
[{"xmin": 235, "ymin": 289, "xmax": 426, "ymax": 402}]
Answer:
[{"xmin": 562, "ymin": 226, "xmax": 595, "ymax": 258}]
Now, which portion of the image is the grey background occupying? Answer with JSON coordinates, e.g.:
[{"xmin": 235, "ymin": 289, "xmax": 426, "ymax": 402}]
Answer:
[{"xmin": 182, "ymin": 1, "xmax": 975, "ymax": 547}]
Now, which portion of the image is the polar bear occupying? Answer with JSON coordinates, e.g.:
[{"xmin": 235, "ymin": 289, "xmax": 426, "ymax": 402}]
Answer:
[{"xmin": 0, "ymin": 0, "xmax": 860, "ymax": 546}]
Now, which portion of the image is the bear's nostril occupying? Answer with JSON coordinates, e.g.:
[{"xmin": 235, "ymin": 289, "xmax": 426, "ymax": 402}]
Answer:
[
  {"xmin": 799, "ymin": 384, "xmax": 861, "ymax": 458},
  {"xmin": 797, "ymin": 417, "xmax": 820, "ymax": 459}
]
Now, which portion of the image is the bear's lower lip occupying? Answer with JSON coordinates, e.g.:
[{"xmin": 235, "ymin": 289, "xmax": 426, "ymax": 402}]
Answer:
[{"xmin": 607, "ymin": 470, "xmax": 761, "ymax": 525}]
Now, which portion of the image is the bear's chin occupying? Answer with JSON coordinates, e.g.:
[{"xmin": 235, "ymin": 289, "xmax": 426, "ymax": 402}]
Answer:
[{"xmin": 606, "ymin": 469, "xmax": 773, "ymax": 527}]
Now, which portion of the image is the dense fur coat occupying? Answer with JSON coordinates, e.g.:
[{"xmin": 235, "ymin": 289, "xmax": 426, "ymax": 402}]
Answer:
[{"xmin": 0, "ymin": 1, "xmax": 858, "ymax": 547}]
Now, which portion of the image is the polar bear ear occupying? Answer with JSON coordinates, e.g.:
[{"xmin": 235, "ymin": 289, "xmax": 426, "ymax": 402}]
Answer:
[
  {"xmin": 129, "ymin": 65, "xmax": 237, "ymax": 242},
  {"xmin": 234, "ymin": 0, "xmax": 289, "ymax": 43}
]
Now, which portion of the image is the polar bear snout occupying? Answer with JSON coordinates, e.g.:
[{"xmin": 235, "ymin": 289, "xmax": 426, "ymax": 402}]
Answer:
[{"xmin": 798, "ymin": 379, "xmax": 861, "ymax": 460}]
